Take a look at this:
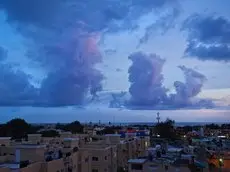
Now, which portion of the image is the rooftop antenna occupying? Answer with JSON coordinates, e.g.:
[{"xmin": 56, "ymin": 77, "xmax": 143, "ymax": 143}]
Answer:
[
  {"xmin": 113, "ymin": 116, "xmax": 115, "ymax": 125},
  {"xmin": 156, "ymin": 112, "xmax": 160, "ymax": 124}
]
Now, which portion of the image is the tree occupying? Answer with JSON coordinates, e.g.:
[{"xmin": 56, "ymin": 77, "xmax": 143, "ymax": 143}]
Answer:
[
  {"xmin": 64, "ymin": 121, "xmax": 84, "ymax": 134},
  {"xmin": 40, "ymin": 130, "xmax": 60, "ymax": 137},
  {"xmin": 96, "ymin": 127, "xmax": 116, "ymax": 135},
  {"xmin": 56, "ymin": 121, "xmax": 84, "ymax": 134},
  {"xmin": 0, "ymin": 118, "xmax": 30, "ymax": 139},
  {"xmin": 154, "ymin": 118, "xmax": 177, "ymax": 139},
  {"xmin": 206, "ymin": 123, "xmax": 220, "ymax": 130}
]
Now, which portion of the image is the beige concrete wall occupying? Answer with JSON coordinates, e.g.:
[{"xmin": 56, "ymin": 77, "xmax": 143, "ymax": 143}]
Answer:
[
  {"xmin": 71, "ymin": 152, "xmax": 79, "ymax": 172},
  {"xmin": 78, "ymin": 150, "xmax": 91, "ymax": 172},
  {"xmin": 0, "ymin": 155, "xmax": 14, "ymax": 163},
  {"xmin": 19, "ymin": 148, "xmax": 45, "ymax": 162},
  {"xmin": 0, "ymin": 167, "xmax": 10, "ymax": 172},
  {"xmin": 47, "ymin": 158, "xmax": 65, "ymax": 172},
  {"xmin": 117, "ymin": 142, "xmax": 129, "ymax": 169},
  {"xmin": 27, "ymin": 134, "xmax": 41, "ymax": 144},
  {"xmin": 0, "ymin": 146, "xmax": 15, "ymax": 156},
  {"xmin": 60, "ymin": 132, "xmax": 72, "ymax": 139},
  {"xmin": 20, "ymin": 162, "xmax": 45, "ymax": 172},
  {"xmin": 0, "ymin": 138, "xmax": 11, "ymax": 147}
]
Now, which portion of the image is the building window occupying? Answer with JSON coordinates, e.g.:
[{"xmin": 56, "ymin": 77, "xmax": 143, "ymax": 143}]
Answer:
[
  {"xmin": 85, "ymin": 158, "xmax": 89, "ymax": 162},
  {"xmin": 92, "ymin": 157, "xmax": 99, "ymax": 161},
  {"xmin": 131, "ymin": 164, "xmax": 143, "ymax": 170},
  {"xmin": 92, "ymin": 169, "xmax": 98, "ymax": 172}
]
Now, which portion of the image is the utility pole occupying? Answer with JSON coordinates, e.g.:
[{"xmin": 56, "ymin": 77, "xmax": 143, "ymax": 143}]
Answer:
[{"xmin": 156, "ymin": 112, "xmax": 160, "ymax": 124}]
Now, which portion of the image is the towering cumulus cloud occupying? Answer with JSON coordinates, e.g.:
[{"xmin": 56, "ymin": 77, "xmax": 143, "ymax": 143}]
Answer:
[
  {"xmin": 182, "ymin": 14, "xmax": 230, "ymax": 62},
  {"xmin": 170, "ymin": 66, "xmax": 207, "ymax": 106},
  {"xmin": 0, "ymin": 0, "xmax": 181, "ymax": 106},
  {"xmin": 128, "ymin": 52, "xmax": 168, "ymax": 106},
  {"xmin": 126, "ymin": 52, "xmax": 211, "ymax": 109}
]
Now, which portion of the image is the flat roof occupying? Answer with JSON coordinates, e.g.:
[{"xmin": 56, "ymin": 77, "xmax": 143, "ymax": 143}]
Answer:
[
  {"xmin": 168, "ymin": 148, "xmax": 183, "ymax": 152},
  {"xmin": 63, "ymin": 138, "xmax": 79, "ymax": 141},
  {"xmin": 80, "ymin": 144, "xmax": 111, "ymax": 150},
  {"xmin": 105, "ymin": 134, "xmax": 121, "ymax": 136},
  {"xmin": 128, "ymin": 159, "xmax": 147, "ymax": 164},
  {"xmin": 0, "ymin": 137, "xmax": 11, "ymax": 140},
  {"xmin": 61, "ymin": 132, "xmax": 72, "ymax": 134},
  {"xmin": 0, "ymin": 163, "xmax": 20, "ymax": 169},
  {"xmin": 15, "ymin": 144, "xmax": 46, "ymax": 149},
  {"xmin": 28, "ymin": 134, "xmax": 41, "ymax": 136}
]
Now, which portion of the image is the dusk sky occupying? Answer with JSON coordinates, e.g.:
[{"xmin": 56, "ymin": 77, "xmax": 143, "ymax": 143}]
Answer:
[{"xmin": 0, "ymin": 0, "xmax": 230, "ymax": 123}]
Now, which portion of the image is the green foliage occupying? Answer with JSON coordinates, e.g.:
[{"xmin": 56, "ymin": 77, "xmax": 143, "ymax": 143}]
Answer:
[
  {"xmin": 0, "ymin": 118, "xmax": 30, "ymax": 139},
  {"xmin": 56, "ymin": 121, "xmax": 84, "ymax": 134},
  {"xmin": 154, "ymin": 118, "xmax": 177, "ymax": 139},
  {"xmin": 96, "ymin": 126, "xmax": 120, "ymax": 135},
  {"xmin": 40, "ymin": 130, "xmax": 60, "ymax": 137},
  {"xmin": 205, "ymin": 123, "xmax": 220, "ymax": 130}
]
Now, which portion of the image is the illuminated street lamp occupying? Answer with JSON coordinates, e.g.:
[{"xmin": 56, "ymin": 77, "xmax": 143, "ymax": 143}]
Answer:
[{"xmin": 218, "ymin": 158, "xmax": 224, "ymax": 172}]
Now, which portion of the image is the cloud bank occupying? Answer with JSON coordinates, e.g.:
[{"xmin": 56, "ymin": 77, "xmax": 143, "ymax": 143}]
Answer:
[
  {"xmin": 0, "ymin": 0, "xmax": 182, "ymax": 107},
  {"xmin": 109, "ymin": 52, "xmax": 214, "ymax": 110},
  {"xmin": 183, "ymin": 14, "xmax": 230, "ymax": 62},
  {"xmin": 0, "ymin": 46, "xmax": 7, "ymax": 61}
]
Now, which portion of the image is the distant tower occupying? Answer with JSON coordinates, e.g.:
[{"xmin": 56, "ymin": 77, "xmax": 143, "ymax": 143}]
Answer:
[
  {"xmin": 156, "ymin": 112, "xmax": 160, "ymax": 124},
  {"xmin": 200, "ymin": 127, "xmax": 204, "ymax": 137}
]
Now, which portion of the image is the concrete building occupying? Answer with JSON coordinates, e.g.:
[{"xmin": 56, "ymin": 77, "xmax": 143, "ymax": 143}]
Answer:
[
  {"xmin": 27, "ymin": 134, "xmax": 42, "ymax": 145},
  {"xmin": 0, "ymin": 138, "xmax": 11, "ymax": 147},
  {"xmin": 80, "ymin": 144, "xmax": 117, "ymax": 172},
  {"xmin": 0, "ymin": 130, "xmax": 151, "ymax": 172},
  {"xmin": 128, "ymin": 158, "xmax": 192, "ymax": 172}
]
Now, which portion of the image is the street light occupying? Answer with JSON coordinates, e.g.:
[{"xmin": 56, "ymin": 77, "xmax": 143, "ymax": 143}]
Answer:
[{"xmin": 218, "ymin": 158, "xmax": 224, "ymax": 172}]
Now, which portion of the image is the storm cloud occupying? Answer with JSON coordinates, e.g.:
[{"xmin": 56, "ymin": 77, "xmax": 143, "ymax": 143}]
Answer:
[
  {"xmin": 128, "ymin": 52, "xmax": 168, "ymax": 106},
  {"xmin": 139, "ymin": 7, "xmax": 180, "ymax": 46},
  {"xmin": 0, "ymin": 64, "xmax": 38, "ymax": 106},
  {"xmin": 0, "ymin": 46, "xmax": 7, "ymax": 61},
  {"xmin": 183, "ymin": 14, "xmax": 230, "ymax": 61},
  {"xmin": 169, "ymin": 65, "xmax": 207, "ymax": 106},
  {"xmin": 0, "ymin": 0, "xmax": 180, "ymax": 107},
  {"xmin": 126, "ymin": 52, "xmax": 212, "ymax": 109}
]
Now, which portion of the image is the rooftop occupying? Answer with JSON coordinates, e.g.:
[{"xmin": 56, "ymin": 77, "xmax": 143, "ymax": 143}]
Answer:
[
  {"xmin": 63, "ymin": 138, "xmax": 79, "ymax": 141},
  {"xmin": 15, "ymin": 144, "xmax": 46, "ymax": 149},
  {"xmin": 0, "ymin": 163, "xmax": 20, "ymax": 169},
  {"xmin": 80, "ymin": 144, "xmax": 111, "ymax": 150},
  {"xmin": 28, "ymin": 134, "xmax": 42, "ymax": 136},
  {"xmin": 105, "ymin": 134, "xmax": 121, "ymax": 137},
  {"xmin": 128, "ymin": 159, "xmax": 147, "ymax": 164},
  {"xmin": 0, "ymin": 137, "xmax": 11, "ymax": 140}
]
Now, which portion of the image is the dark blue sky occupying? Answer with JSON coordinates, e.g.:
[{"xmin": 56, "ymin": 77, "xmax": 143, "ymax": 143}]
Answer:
[{"xmin": 0, "ymin": 0, "xmax": 230, "ymax": 122}]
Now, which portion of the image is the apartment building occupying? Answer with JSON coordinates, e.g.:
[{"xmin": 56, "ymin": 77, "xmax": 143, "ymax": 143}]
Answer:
[
  {"xmin": 80, "ymin": 143, "xmax": 117, "ymax": 172},
  {"xmin": 27, "ymin": 134, "xmax": 42, "ymax": 145},
  {"xmin": 0, "ymin": 130, "xmax": 151, "ymax": 172},
  {"xmin": 0, "ymin": 138, "xmax": 11, "ymax": 147},
  {"xmin": 128, "ymin": 158, "xmax": 192, "ymax": 172}
]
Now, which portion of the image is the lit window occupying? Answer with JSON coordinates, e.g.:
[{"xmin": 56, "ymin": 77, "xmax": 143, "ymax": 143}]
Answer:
[{"xmin": 145, "ymin": 141, "xmax": 148, "ymax": 147}]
